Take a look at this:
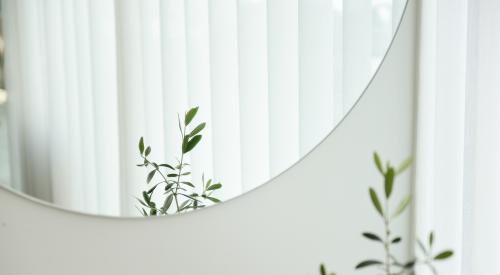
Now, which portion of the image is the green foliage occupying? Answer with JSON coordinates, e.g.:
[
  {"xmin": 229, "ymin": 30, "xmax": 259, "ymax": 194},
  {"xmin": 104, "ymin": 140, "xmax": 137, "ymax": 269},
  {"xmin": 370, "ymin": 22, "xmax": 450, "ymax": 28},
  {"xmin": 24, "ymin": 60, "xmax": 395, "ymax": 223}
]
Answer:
[
  {"xmin": 135, "ymin": 107, "xmax": 222, "ymax": 216},
  {"xmin": 319, "ymin": 264, "xmax": 336, "ymax": 275},
  {"xmin": 320, "ymin": 151, "xmax": 453, "ymax": 275},
  {"xmin": 354, "ymin": 152, "xmax": 453, "ymax": 275}
]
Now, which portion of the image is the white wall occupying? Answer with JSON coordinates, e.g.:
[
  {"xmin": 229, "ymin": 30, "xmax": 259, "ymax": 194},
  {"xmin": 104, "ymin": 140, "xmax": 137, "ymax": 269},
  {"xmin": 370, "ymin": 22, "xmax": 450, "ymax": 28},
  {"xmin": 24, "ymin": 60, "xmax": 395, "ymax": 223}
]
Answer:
[{"xmin": 0, "ymin": 1, "xmax": 416, "ymax": 274}]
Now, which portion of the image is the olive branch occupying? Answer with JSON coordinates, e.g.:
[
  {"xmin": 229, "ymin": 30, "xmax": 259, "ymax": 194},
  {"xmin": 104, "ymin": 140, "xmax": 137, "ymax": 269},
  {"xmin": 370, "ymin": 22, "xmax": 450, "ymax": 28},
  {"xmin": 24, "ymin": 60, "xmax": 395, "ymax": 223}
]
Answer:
[{"xmin": 135, "ymin": 107, "xmax": 222, "ymax": 216}]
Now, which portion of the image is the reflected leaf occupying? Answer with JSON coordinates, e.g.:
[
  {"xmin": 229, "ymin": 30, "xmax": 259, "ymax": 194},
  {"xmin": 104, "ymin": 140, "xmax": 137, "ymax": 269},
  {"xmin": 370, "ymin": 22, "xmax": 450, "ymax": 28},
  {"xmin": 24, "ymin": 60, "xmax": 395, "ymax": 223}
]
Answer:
[
  {"xmin": 369, "ymin": 188, "xmax": 383, "ymax": 216},
  {"xmin": 185, "ymin": 106, "xmax": 199, "ymax": 126},
  {"xmin": 355, "ymin": 260, "xmax": 382, "ymax": 269}
]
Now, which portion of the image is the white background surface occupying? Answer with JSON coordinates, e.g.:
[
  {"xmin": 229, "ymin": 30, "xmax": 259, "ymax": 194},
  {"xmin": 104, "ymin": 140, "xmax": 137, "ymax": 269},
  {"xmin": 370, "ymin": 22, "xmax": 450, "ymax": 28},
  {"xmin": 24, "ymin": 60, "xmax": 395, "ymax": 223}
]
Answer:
[{"xmin": 0, "ymin": 1, "xmax": 416, "ymax": 274}]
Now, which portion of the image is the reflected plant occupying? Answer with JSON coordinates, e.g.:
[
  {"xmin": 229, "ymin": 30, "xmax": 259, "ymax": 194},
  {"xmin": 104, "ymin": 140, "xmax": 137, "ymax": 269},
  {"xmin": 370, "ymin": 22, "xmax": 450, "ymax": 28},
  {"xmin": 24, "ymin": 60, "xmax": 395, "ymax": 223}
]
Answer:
[
  {"xmin": 319, "ymin": 264, "xmax": 336, "ymax": 275},
  {"xmin": 135, "ymin": 107, "xmax": 222, "ymax": 216},
  {"xmin": 320, "ymin": 152, "xmax": 453, "ymax": 275}
]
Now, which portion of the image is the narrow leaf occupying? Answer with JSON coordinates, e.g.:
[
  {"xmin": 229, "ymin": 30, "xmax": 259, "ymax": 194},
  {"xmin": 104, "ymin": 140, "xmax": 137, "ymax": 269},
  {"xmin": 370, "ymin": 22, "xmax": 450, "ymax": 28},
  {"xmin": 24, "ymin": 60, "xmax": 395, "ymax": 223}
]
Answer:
[
  {"xmin": 135, "ymin": 198, "xmax": 148, "ymax": 207},
  {"xmin": 362, "ymin": 232, "xmax": 383, "ymax": 242},
  {"xmin": 162, "ymin": 194, "xmax": 174, "ymax": 212},
  {"xmin": 207, "ymin": 183, "xmax": 222, "ymax": 191},
  {"xmin": 183, "ymin": 135, "xmax": 202, "ymax": 153},
  {"xmin": 139, "ymin": 137, "xmax": 144, "ymax": 154},
  {"xmin": 145, "ymin": 146, "xmax": 151, "ymax": 157},
  {"xmin": 396, "ymin": 156, "xmax": 413, "ymax": 174},
  {"xmin": 429, "ymin": 231, "xmax": 434, "ymax": 247},
  {"xmin": 185, "ymin": 106, "xmax": 199, "ymax": 126},
  {"xmin": 369, "ymin": 188, "xmax": 384, "ymax": 216},
  {"xmin": 181, "ymin": 181, "xmax": 195, "ymax": 188},
  {"xmin": 206, "ymin": 196, "xmax": 220, "ymax": 203},
  {"xmin": 179, "ymin": 200, "xmax": 191, "ymax": 211},
  {"xmin": 355, "ymin": 260, "xmax": 383, "ymax": 269},
  {"xmin": 384, "ymin": 167, "xmax": 395, "ymax": 198},
  {"xmin": 159, "ymin": 163, "xmax": 174, "ymax": 169},
  {"xmin": 392, "ymin": 195, "xmax": 411, "ymax": 218},
  {"xmin": 434, "ymin": 250, "xmax": 453, "ymax": 260},
  {"xmin": 147, "ymin": 170, "xmax": 156, "ymax": 183},
  {"xmin": 373, "ymin": 152, "xmax": 384, "ymax": 174},
  {"xmin": 404, "ymin": 260, "xmax": 416, "ymax": 269},
  {"xmin": 182, "ymin": 136, "xmax": 189, "ymax": 153},
  {"xmin": 147, "ymin": 183, "xmax": 159, "ymax": 194},
  {"xmin": 392, "ymin": 237, "xmax": 402, "ymax": 244},
  {"xmin": 189, "ymin": 123, "xmax": 206, "ymax": 137},
  {"xmin": 320, "ymin": 264, "xmax": 326, "ymax": 275},
  {"xmin": 142, "ymin": 191, "xmax": 150, "ymax": 204}
]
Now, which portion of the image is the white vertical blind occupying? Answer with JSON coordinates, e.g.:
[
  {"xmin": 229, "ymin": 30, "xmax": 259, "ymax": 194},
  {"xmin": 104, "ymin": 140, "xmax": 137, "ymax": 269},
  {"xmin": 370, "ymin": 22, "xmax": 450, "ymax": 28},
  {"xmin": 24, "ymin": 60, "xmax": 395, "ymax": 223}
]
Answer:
[
  {"xmin": 208, "ymin": 0, "xmax": 242, "ymax": 200},
  {"xmin": 415, "ymin": 0, "xmax": 500, "ymax": 274},
  {"xmin": 1, "ymin": 0, "xmax": 403, "ymax": 215},
  {"xmin": 298, "ymin": 0, "xmax": 334, "ymax": 156},
  {"xmin": 185, "ymin": 0, "xmax": 215, "ymax": 190},
  {"xmin": 267, "ymin": 0, "xmax": 300, "ymax": 177},
  {"xmin": 343, "ymin": 0, "xmax": 372, "ymax": 111},
  {"xmin": 237, "ymin": 0, "xmax": 270, "ymax": 191}
]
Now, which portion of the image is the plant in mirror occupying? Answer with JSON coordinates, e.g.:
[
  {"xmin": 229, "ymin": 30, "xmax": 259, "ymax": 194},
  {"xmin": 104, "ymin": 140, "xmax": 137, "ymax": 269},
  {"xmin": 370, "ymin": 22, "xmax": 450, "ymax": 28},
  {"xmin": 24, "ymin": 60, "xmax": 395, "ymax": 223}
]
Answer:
[
  {"xmin": 319, "ymin": 152, "xmax": 453, "ymax": 275},
  {"xmin": 135, "ymin": 107, "xmax": 222, "ymax": 216}
]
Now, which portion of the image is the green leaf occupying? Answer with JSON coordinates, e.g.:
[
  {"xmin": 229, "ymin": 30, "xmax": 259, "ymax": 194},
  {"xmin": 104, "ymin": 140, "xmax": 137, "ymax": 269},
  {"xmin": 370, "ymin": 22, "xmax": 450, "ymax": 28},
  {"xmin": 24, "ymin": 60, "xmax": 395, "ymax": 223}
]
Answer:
[
  {"xmin": 206, "ymin": 179, "xmax": 212, "ymax": 188},
  {"xmin": 384, "ymin": 167, "xmax": 395, "ymax": 198},
  {"xmin": 162, "ymin": 194, "xmax": 174, "ymax": 212},
  {"xmin": 181, "ymin": 181, "xmax": 195, "ymax": 188},
  {"xmin": 147, "ymin": 183, "xmax": 159, "ymax": 194},
  {"xmin": 392, "ymin": 195, "xmax": 411, "ymax": 218},
  {"xmin": 150, "ymin": 208, "xmax": 157, "ymax": 216},
  {"xmin": 429, "ymin": 231, "xmax": 434, "ymax": 247},
  {"xmin": 139, "ymin": 137, "xmax": 144, "ymax": 154},
  {"xmin": 362, "ymin": 232, "xmax": 383, "ymax": 242},
  {"xmin": 206, "ymin": 196, "xmax": 220, "ymax": 203},
  {"xmin": 182, "ymin": 135, "xmax": 189, "ymax": 153},
  {"xmin": 434, "ymin": 250, "xmax": 453, "ymax": 260},
  {"xmin": 159, "ymin": 163, "xmax": 174, "ymax": 169},
  {"xmin": 179, "ymin": 200, "xmax": 191, "ymax": 211},
  {"xmin": 396, "ymin": 156, "xmax": 413, "ymax": 174},
  {"xmin": 135, "ymin": 197, "xmax": 148, "ymax": 208},
  {"xmin": 355, "ymin": 260, "xmax": 383, "ymax": 269},
  {"xmin": 373, "ymin": 152, "xmax": 384, "ymax": 174},
  {"xmin": 189, "ymin": 123, "xmax": 206, "ymax": 137},
  {"xmin": 404, "ymin": 260, "xmax": 416, "ymax": 269},
  {"xmin": 167, "ymin": 173, "xmax": 179, "ymax": 178},
  {"xmin": 183, "ymin": 135, "xmax": 202, "ymax": 153},
  {"xmin": 142, "ymin": 191, "xmax": 149, "ymax": 203},
  {"xmin": 391, "ymin": 237, "xmax": 402, "ymax": 244},
  {"xmin": 185, "ymin": 106, "xmax": 199, "ymax": 126},
  {"xmin": 147, "ymin": 170, "xmax": 156, "ymax": 183},
  {"xmin": 320, "ymin": 264, "xmax": 326, "ymax": 275},
  {"xmin": 165, "ymin": 183, "xmax": 174, "ymax": 191},
  {"xmin": 207, "ymin": 183, "xmax": 222, "ymax": 191},
  {"xmin": 369, "ymin": 188, "xmax": 383, "ymax": 216}
]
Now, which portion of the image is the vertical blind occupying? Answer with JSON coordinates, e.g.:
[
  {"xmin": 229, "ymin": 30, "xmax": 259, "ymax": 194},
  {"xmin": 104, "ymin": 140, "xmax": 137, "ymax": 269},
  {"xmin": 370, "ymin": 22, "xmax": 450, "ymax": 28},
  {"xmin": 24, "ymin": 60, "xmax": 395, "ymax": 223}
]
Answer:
[
  {"xmin": 1, "ymin": 0, "xmax": 404, "ymax": 216},
  {"xmin": 415, "ymin": 0, "xmax": 500, "ymax": 274}
]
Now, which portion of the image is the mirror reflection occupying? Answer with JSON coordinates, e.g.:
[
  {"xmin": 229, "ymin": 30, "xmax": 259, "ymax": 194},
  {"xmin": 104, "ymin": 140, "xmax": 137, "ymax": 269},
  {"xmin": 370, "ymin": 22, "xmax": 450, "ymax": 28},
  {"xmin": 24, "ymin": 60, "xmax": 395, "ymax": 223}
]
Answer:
[{"xmin": 0, "ymin": 0, "xmax": 406, "ymax": 216}]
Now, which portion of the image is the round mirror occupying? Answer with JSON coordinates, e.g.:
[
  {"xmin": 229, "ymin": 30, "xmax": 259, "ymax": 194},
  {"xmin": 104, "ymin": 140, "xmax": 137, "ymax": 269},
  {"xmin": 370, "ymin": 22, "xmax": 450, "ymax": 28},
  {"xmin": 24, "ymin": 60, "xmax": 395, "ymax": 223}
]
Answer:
[{"xmin": 0, "ymin": 0, "xmax": 407, "ymax": 217}]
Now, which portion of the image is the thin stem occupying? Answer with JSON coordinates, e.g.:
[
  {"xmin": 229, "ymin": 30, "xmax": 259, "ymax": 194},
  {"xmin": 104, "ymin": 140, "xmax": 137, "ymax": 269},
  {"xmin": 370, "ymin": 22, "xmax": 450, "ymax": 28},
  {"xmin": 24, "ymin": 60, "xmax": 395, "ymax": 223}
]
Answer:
[
  {"xmin": 173, "ymin": 122, "xmax": 187, "ymax": 213},
  {"xmin": 384, "ymin": 198, "xmax": 391, "ymax": 275}
]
